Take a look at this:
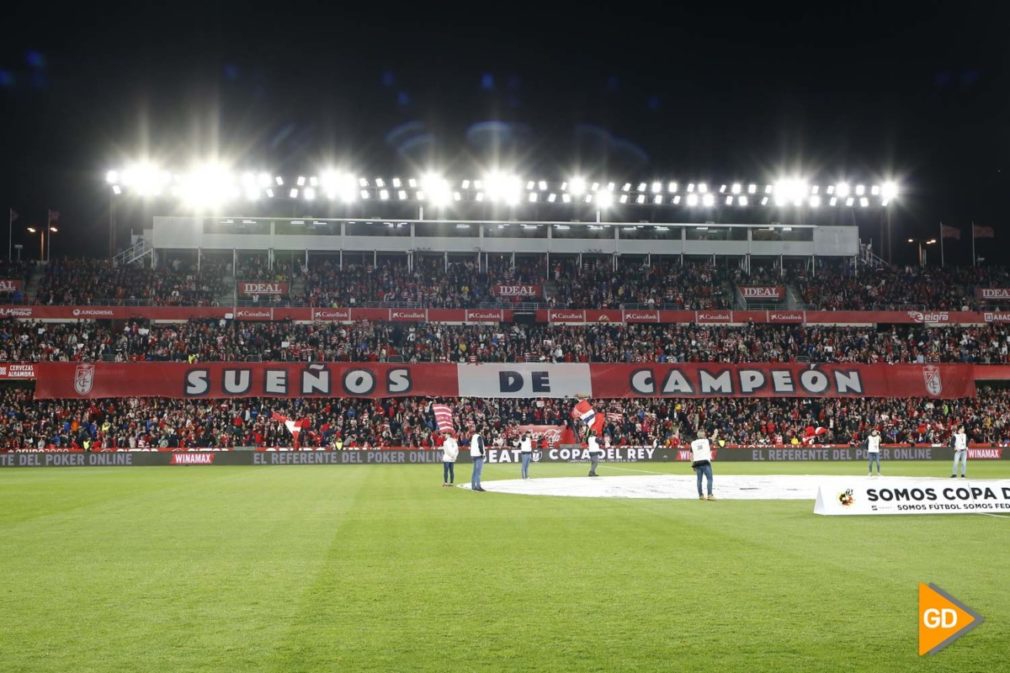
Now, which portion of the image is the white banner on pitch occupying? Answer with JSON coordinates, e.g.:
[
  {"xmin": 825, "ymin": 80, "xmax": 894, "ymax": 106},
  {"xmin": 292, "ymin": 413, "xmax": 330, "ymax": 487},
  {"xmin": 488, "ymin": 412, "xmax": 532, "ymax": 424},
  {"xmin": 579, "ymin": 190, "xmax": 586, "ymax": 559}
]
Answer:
[
  {"xmin": 456, "ymin": 363, "xmax": 592, "ymax": 398},
  {"xmin": 814, "ymin": 479, "xmax": 1010, "ymax": 516}
]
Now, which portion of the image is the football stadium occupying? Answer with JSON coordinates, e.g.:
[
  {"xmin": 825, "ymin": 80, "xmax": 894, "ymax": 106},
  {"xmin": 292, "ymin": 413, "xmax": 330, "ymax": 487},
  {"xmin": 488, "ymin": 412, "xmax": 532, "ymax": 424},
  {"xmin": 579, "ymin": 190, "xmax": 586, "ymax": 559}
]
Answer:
[{"xmin": 3, "ymin": 6, "xmax": 1010, "ymax": 672}]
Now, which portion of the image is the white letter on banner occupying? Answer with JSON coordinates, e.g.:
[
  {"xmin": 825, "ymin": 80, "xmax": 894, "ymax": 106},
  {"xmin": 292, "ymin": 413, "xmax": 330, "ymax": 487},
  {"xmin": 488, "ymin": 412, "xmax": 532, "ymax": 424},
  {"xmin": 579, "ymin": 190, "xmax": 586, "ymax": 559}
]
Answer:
[
  {"xmin": 771, "ymin": 371, "xmax": 794, "ymax": 393},
  {"xmin": 185, "ymin": 370, "xmax": 209, "ymax": 396},
  {"xmin": 456, "ymin": 363, "xmax": 591, "ymax": 398},
  {"xmin": 799, "ymin": 369, "xmax": 829, "ymax": 394},
  {"xmin": 302, "ymin": 364, "xmax": 330, "ymax": 395},
  {"xmin": 223, "ymin": 369, "xmax": 251, "ymax": 394},
  {"xmin": 265, "ymin": 370, "xmax": 287, "ymax": 394},
  {"xmin": 661, "ymin": 370, "xmax": 694, "ymax": 394},
  {"xmin": 834, "ymin": 371, "xmax": 862, "ymax": 394},
  {"xmin": 699, "ymin": 370, "xmax": 732, "ymax": 394},
  {"xmin": 739, "ymin": 369, "xmax": 765, "ymax": 393},
  {"xmin": 631, "ymin": 370, "xmax": 654, "ymax": 394}
]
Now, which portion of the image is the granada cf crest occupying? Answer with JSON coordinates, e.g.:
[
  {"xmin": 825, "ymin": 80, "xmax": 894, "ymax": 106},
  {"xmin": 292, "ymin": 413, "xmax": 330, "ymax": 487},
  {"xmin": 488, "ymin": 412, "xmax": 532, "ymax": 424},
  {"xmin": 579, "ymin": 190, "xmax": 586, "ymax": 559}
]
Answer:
[
  {"xmin": 74, "ymin": 364, "xmax": 95, "ymax": 395},
  {"xmin": 922, "ymin": 366, "xmax": 942, "ymax": 397}
]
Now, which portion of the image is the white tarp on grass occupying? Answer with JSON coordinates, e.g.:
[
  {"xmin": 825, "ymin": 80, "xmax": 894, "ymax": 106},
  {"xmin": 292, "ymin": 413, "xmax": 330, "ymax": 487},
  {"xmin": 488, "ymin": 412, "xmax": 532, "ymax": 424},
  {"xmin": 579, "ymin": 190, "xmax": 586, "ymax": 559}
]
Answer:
[{"xmin": 461, "ymin": 474, "xmax": 960, "ymax": 501}]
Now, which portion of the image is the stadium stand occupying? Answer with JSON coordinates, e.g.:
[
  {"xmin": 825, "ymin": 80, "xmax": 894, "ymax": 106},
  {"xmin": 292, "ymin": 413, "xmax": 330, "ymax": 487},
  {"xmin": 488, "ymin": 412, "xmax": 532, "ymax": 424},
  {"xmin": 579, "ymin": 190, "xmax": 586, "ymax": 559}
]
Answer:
[{"xmin": 2, "ymin": 385, "xmax": 1008, "ymax": 451}]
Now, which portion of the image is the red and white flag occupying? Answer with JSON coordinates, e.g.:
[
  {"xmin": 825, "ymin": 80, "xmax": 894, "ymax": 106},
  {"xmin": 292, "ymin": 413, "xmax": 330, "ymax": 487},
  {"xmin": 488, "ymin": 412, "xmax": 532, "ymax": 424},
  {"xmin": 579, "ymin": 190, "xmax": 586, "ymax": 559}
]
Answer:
[
  {"xmin": 272, "ymin": 411, "xmax": 307, "ymax": 446},
  {"xmin": 605, "ymin": 412, "xmax": 624, "ymax": 423},
  {"xmin": 432, "ymin": 403, "xmax": 454, "ymax": 433},
  {"xmin": 973, "ymin": 224, "xmax": 995, "ymax": 239},
  {"xmin": 572, "ymin": 399, "xmax": 605, "ymax": 436},
  {"xmin": 47, "ymin": 209, "xmax": 60, "ymax": 225}
]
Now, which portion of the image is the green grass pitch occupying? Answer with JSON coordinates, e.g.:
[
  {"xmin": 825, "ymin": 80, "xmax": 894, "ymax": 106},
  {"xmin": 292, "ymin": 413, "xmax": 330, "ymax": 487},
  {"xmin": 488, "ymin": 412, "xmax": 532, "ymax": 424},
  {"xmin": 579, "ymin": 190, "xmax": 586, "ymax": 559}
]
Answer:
[{"xmin": 1, "ymin": 460, "xmax": 1008, "ymax": 672}]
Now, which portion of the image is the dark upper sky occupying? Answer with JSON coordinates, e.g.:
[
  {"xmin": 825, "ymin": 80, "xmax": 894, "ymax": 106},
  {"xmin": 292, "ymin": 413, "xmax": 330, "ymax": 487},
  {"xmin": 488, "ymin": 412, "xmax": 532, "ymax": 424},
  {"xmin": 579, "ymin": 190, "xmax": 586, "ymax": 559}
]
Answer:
[{"xmin": 1, "ymin": 1, "xmax": 1008, "ymax": 265}]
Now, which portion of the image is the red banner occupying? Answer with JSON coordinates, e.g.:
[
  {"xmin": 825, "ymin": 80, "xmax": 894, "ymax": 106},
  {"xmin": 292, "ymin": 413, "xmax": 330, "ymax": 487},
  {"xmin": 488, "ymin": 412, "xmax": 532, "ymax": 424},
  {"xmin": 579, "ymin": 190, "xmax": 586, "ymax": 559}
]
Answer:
[
  {"xmin": 0, "ymin": 279, "xmax": 24, "ymax": 293},
  {"xmin": 0, "ymin": 304, "xmax": 1006, "ymax": 326},
  {"xmin": 32, "ymin": 362, "xmax": 461, "ymax": 399},
  {"xmin": 238, "ymin": 281, "xmax": 289, "ymax": 296},
  {"xmin": 588, "ymin": 363, "xmax": 976, "ymax": 399},
  {"xmin": 492, "ymin": 284, "xmax": 542, "ymax": 298},
  {"xmin": 739, "ymin": 286, "xmax": 785, "ymax": 300},
  {"xmin": 26, "ymin": 362, "xmax": 978, "ymax": 399},
  {"xmin": 976, "ymin": 288, "xmax": 1010, "ymax": 301}
]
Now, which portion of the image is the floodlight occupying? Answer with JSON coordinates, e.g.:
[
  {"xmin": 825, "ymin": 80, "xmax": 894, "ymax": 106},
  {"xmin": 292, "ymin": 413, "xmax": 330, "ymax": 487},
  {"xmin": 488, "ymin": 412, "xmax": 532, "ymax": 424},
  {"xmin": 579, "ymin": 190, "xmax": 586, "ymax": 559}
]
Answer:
[
  {"xmin": 855, "ymin": 184, "xmax": 866, "ymax": 196},
  {"xmin": 529, "ymin": 192, "xmax": 538, "ymax": 203},
  {"xmin": 275, "ymin": 176, "xmax": 284, "ymax": 186},
  {"xmin": 871, "ymin": 184, "xmax": 880, "ymax": 196},
  {"xmin": 637, "ymin": 182, "xmax": 647, "ymax": 192},
  {"xmin": 408, "ymin": 178, "xmax": 418, "ymax": 188},
  {"xmin": 673, "ymin": 195, "xmax": 681, "ymax": 204},
  {"xmin": 538, "ymin": 180, "xmax": 548, "ymax": 191},
  {"xmin": 668, "ymin": 181, "xmax": 678, "ymax": 193},
  {"xmin": 461, "ymin": 179, "xmax": 470, "ymax": 189},
  {"xmin": 398, "ymin": 190, "xmax": 407, "ymax": 200},
  {"xmin": 774, "ymin": 179, "xmax": 808, "ymax": 205},
  {"xmin": 375, "ymin": 178, "xmax": 385, "ymax": 188},
  {"xmin": 811, "ymin": 185, "xmax": 820, "ymax": 194},
  {"xmin": 379, "ymin": 189, "xmax": 390, "ymax": 200},
  {"xmin": 360, "ymin": 189, "xmax": 370, "ymax": 200},
  {"xmin": 725, "ymin": 196, "xmax": 733, "ymax": 205},
  {"xmin": 584, "ymin": 195, "xmax": 593, "ymax": 204},
  {"xmin": 686, "ymin": 193, "xmax": 699, "ymax": 207},
  {"xmin": 760, "ymin": 196, "xmax": 769, "ymax": 205},
  {"xmin": 561, "ymin": 193, "xmax": 571, "ymax": 203},
  {"xmin": 297, "ymin": 176, "xmax": 306, "ymax": 187},
  {"xmin": 421, "ymin": 173, "xmax": 451, "ymax": 207},
  {"xmin": 178, "ymin": 163, "xmax": 238, "ymax": 209},
  {"xmin": 258, "ymin": 172, "xmax": 272, "ymax": 188},
  {"xmin": 881, "ymin": 181, "xmax": 899, "ymax": 201},
  {"xmin": 636, "ymin": 194, "xmax": 646, "ymax": 205},
  {"xmin": 112, "ymin": 185, "xmax": 122, "ymax": 195},
  {"xmin": 106, "ymin": 170, "xmax": 119, "ymax": 185},
  {"xmin": 845, "ymin": 197, "xmax": 855, "ymax": 206},
  {"xmin": 828, "ymin": 197, "xmax": 836, "ymax": 206},
  {"xmin": 651, "ymin": 181, "xmax": 661, "ymax": 194},
  {"xmin": 698, "ymin": 183, "xmax": 708, "ymax": 193},
  {"xmin": 738, "ymin": 196, "xmax": 748, "ymax": 207},
  {"xmin": 654, "ymin": 195, "xmax": 663, "ymax": 205},
  {"xmin": 122, "ymin": 162, "xmax": 170, "ymax": 197},
  {"xmin": 731, "ymin": 183, "xmax": 742, "ymax": 194},
  {"xmin": 453, "ymin": 192, "xmax": 461, "ymax": 201},
  {"xmin": 475, "ymin": 192, "xmax": 485, "ymax": 202},
  {"xmin": 309, "ymin": 176, "xmax": 319, "ymax": 187},
  {"xmin": 27, "ymin": 227, "xmax": 36, "ymax": 233},
  {"xmin": 748, "ymin": 183, "xmax": 757, "ymax": 194},
  {"xmin": 809, "ymin": 195, "xmax": 821, "ymax": 208},
  {"xmin": 359, "ymin": 178, "xmax": 370, "ymax": 187},
  {"xmin": 484, "ymin": 171, "xmax": 521, "ymax": 205},
  {"xmin": 304, "ymin": 187, "xmax": 316, "ymax": 201},
  {"xmin": 289, "ymin": 188, "xmax": 299, "ymax": 198},
  {"xmin": 569, "ymin": 177, "xmax": 587, "ymax": 195},
  {"xmin": 49, "ymin": 226, "xmax": 58, "ymax": 233},
  {"xmin": 265, "ymin": 188, "xmax": 274, "ymax": 198},
  {"xmin": 392, "ymin": 177, "xmax": 402, "ymax": 188},
  {"xmin": 548, "ymin": 193, "xmax": 557, "ymax": 203},
  {"xmin": 859, "ymin": 197, "xmax": 869, "ymax": 207},
  {"xmin": 622, "ymin": 183, "xmax": 632, "ymax": 192},
  {"xmin": 591, "ymin": 182, "xmax": 600, "ymax": 192},
  {"xmin": 619, "ymin": 194, "xmax": 628, "ymax": 204},
  {"xmin": 702, "ymin": 193, "xmax": 715, "ymax": 207},
  {"xmin": 719, "ymin": 184, "xmax": 727, "ymax": 194},
  {"xmin": 908, "ymin": 238, "xmax": 915, "ymax": 243}
]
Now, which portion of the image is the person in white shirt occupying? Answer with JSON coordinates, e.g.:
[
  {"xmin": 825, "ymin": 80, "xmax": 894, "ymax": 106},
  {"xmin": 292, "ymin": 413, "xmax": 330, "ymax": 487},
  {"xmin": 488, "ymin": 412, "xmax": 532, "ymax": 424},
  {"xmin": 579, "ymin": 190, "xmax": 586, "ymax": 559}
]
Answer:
[
  {"xmin": 441, "ymin": 433, "xmax": 459, "ymax": 487},
  {"xmin": 690, "ymin": 429, "xmax": 716, "ymax": 500},
  {"xmin": 519, "ymin": 433, "xmax": 533, "ymax": 479},
  {"xmin": 587, "ymin": 433, "xmax": 603, "ymax": 477},
  {"xmin": 470, "ymin": 430, "xmax": 487, "ymax": 492},
  {"xmin": 951, "ymin": 426, "xmax": 968, "ymax": 479},
  {"xmin": 866, "ymin": 428, "xmax": 882, "ymax": 476}
]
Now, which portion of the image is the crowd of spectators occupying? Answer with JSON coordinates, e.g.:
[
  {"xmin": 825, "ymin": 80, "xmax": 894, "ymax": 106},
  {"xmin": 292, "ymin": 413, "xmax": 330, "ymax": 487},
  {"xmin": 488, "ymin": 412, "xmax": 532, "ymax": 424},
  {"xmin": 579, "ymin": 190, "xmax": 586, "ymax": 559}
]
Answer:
[
  {"xmin": 2, "ymin": 385, "xmax": 1008, "ymax": 451},
  {"xmin": 792, "ymin": 264, "xmax": 1010, "ymax": 311},
  {"xmin": 4, "ymin": 318, "xmax": 1010, "ymax": 364},
  {"xmin": 33, "ymin": 258, "xmax": 229, "ymax": 306},
  {"xmin": 13, "ymin": 255, "xmax": 1010, "ymax": 311}
]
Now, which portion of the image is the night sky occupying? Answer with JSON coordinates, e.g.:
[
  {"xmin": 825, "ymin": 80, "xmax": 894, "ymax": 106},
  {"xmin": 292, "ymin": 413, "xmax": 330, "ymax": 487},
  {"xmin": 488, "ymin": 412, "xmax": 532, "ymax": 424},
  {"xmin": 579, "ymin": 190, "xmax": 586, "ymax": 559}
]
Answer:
[{"xmin": 1, "ymin": 1, "xmax": 1008, "ymax": 265}]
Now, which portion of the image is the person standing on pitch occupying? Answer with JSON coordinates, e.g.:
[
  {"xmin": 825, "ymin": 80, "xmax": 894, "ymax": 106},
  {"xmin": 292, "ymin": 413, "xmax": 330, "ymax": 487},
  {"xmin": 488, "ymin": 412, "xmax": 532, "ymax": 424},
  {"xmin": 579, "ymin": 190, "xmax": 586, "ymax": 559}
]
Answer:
[
  {"xmin": 519, "ymin": 432, "xmax": 533, "ymax": 479},
  {"xmin": 690, "ymin": 429, "xmax": 715, "ymax": 500},
  {"xmin": 587, "ymin": 432, "xmax": 603, "ymax": 477},
  {"xmin": 441, "ymin": 432, "xmax": 459, "ymax": 487},
  {"xmin": 470, "ymin": 428, "xmax": 486, "ymax": 492},
  {"xmin": 866, "ymin": 428, "xmax": 882, "ymax": 476},
  {"xmin": 951, "ymin": 425, "xmax": 968, "ymax": 478}
]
